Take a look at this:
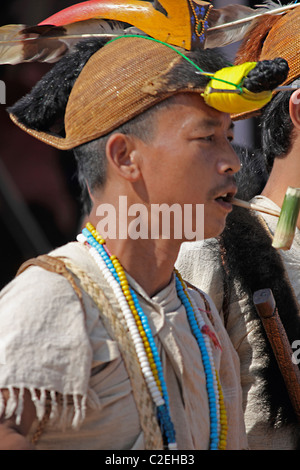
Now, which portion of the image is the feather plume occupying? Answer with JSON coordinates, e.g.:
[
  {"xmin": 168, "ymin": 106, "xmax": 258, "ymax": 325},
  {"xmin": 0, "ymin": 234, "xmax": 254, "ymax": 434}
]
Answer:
[
  {"xmin": 0, "ymin": 0, "xmax": 299, "ymax": 65},
  {"xmin": 0, "ymin": 0, "xmax": 167, "ymax": 65},
  {"xmin": 0, "ymin": 20, "xmax": 141, "ymax": 65},
  {"xmin": 205, "ymin": 2, "xmax": 300, "ymax": 49},
  {"xmin": 234, "ymin": 14, "xmax": 281, "ymax": 64},
  {"xmin": 0, "ymin": 24, "xmax": 29, "ymax": 65}
]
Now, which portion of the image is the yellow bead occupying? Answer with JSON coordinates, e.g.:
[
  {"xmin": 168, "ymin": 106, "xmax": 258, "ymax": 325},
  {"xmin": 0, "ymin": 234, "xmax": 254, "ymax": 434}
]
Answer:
[{"xmin": 219, "ymin": 440, "xmax": 227, "ymax": 449}]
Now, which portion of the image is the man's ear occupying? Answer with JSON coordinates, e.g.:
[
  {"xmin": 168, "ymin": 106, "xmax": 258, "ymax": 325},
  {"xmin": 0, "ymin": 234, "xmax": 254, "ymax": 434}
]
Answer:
[
  {"xmin": 85, "ymin": 178, "xmax": 95, "ymax": 203},
  {"xmin": 289, "ymin": 89, "xmax": 300, "ymax": 129},
  {"xmin": 105, "ymin": 133, "xmax": 141, "ymax": 181}
]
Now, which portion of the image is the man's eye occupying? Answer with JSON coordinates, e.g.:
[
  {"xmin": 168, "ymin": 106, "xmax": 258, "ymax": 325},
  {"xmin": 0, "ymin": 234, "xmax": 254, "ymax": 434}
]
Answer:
[{"xmin": 200, "ymin": 135, "xmax": 214, "ymax": 141}]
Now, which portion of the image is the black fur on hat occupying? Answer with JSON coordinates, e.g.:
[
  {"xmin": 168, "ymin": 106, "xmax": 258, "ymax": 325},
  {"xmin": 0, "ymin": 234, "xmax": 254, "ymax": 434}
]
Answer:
[{"xmin": 8, "ymin": 38, "xmax": 108, "ymax": 135}]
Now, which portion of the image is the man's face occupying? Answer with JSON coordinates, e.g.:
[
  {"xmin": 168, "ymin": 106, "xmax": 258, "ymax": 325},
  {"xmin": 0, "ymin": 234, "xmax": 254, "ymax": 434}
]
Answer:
[{"xmin": 135, "ymin": 93, "xmax": 240, "ymax": 240}]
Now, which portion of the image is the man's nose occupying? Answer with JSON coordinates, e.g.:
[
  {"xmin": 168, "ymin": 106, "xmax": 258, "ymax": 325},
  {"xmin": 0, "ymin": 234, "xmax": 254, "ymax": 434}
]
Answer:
[{"xmin": 217, "ymin": 145, "xmax": 241, "ymax": 175}]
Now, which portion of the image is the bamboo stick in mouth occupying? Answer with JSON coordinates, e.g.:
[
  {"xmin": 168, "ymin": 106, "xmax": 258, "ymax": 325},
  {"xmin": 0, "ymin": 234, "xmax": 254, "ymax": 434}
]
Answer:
[{"xmin": 229, "ymin": 197, "xmax": 281, "ymax": 218}]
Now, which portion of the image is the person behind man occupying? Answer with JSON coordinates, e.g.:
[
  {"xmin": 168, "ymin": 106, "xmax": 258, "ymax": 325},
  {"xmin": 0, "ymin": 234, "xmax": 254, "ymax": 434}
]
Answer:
[{"xmin": 176, "ymin": 6, "xmax": 300, "ymax": 450}]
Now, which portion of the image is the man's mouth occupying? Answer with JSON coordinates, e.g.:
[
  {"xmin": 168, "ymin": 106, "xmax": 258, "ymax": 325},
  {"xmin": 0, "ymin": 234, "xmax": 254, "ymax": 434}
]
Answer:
[
  {"xmin": 216, "ymin": 193, "xmax": 229, "ymax": 200},
  {"xmin": 214, "ymin": 191, "xmax": 236, "ymax": 211}
]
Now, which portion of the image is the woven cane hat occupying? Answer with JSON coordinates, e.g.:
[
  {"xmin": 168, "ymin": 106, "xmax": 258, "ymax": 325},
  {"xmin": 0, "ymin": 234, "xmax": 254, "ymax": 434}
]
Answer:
[
  {"xmin": 233, "ymin": 6, "xmax": 300, "ymax": 120},
  {"xmin": 10, "ymin": 37, "xmax": 208, "ymax": 150}
]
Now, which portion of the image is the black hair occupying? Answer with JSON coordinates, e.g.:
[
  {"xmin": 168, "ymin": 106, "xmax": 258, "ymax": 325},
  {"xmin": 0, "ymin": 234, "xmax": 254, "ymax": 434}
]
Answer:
[
  {"xmin": 259, "ymin": 84, "xmax": 296, "ymax": 172},
  {"xmin": 232, "ymin": 143, "xmax": 268, "ymax": 201},
  {"xmin": 240, "ymin": 57, "xmax": 291, "ymax": 174}
]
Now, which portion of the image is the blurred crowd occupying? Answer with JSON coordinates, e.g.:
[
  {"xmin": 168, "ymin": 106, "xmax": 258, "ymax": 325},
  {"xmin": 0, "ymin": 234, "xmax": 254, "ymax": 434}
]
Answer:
[{"xmin": 0, "ymin": 1, "xmax": 83, "ymax": 288}]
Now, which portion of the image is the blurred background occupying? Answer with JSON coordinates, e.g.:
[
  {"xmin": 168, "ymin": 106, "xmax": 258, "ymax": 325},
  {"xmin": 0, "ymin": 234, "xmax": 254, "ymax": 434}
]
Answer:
[
  {"xmin": 0, "ymin": 1, "xmax": 90, "ymax": 288},
  {"xmin": 0, "ymin": 0, "xmax": 290, "ymax": 288}
]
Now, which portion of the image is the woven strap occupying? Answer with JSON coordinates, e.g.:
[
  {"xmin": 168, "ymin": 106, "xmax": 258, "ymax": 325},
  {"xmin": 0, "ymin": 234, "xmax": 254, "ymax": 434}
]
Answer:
[{"xmin": 17, "ymin": 255, "xmax": 163, "ymax": 449}]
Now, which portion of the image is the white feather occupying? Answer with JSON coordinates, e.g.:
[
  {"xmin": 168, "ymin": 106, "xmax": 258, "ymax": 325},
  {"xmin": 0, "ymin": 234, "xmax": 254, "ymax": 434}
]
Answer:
[{"xmin": 205, "ymin": 2, "xmax": 299, "ymax": 49}]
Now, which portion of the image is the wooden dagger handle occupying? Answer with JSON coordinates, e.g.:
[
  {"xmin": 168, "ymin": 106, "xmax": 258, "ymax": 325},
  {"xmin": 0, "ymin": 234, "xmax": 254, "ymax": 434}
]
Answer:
[{"xmin": 253, "ymin": 288, "xmax": 300, "ymax": 422}]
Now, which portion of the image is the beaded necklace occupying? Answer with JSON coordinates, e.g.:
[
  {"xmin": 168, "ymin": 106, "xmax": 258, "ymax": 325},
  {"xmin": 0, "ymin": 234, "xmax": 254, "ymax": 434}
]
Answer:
[{"xmin": 78, "ymin": 223, "xmax": 227, "ymax": 450}]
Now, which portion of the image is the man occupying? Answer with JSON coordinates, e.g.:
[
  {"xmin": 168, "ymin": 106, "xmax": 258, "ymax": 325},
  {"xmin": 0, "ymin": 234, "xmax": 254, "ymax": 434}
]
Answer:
[
  {"xmin": 0, "ymin": 32, "xmax": 246, "ymax": 450},
  {"xmin": 0, "ymin": 14, "xmax": 288, "ymax": 447},
  {"xmin": 176, "ymin": 7, "xmax": 300, "ymax": 450}
]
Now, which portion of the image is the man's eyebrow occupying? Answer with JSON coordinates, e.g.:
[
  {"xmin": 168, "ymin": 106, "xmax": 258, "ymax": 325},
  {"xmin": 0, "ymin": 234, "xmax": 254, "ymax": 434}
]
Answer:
[{"xmin": 200, "ymin": 118, "xmax": 235, "ymax": 131}]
